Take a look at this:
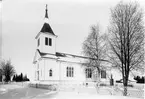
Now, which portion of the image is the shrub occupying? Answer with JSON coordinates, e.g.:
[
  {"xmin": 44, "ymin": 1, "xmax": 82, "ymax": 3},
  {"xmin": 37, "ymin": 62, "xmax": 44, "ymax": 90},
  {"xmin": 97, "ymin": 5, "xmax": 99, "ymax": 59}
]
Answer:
[
  {"xmin": 100, "ymin": 83, "xmax": 107, "ymax": 86},
  {"xmin": 134, "ymin": 76, "xmax": 145, "ymax": 83}
]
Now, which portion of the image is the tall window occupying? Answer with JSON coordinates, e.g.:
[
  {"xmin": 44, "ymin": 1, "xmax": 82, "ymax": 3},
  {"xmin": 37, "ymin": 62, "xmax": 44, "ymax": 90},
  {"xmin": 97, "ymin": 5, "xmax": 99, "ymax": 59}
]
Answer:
[
  {"xmin": 49, "ymin": 69, "xmax": 52, "ymax": 77},
  {"xmin": 101, "ymin": 70, "xmax": 106, "ymax": 78},
  {"xmin": 71, "ymin": 67, "xmax": 74, "ymax": 77},
  {"xmin": 66, "ymin": 67, "xmax": 74, "ymax": 77},
  {"xmin": 37, "ymin": 71, "xmax": 39, "ymax": 80},
  {"xmin": 45, "ymin": 37, "xmax": 48, "ymax": 45},
  {"xmin": 49, "ymin": 38, "xmax": 52, "ymax": 46},
  {"xmin": 86, "ymin": 68, "xmax": 92, "ymax": 78},
  {"xmin": 67, "ymin": 67, "xmax": 69, "ymax": 77},
  {"xmin": 38, "ymin": 38, "xmax": 40, "ymax": 46}
]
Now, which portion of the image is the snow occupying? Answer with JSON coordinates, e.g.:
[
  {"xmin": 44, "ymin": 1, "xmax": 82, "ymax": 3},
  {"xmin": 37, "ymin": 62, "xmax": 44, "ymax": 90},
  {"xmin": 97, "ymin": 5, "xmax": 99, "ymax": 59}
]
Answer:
[
  {"xmin": 53, "ymin": 91, "xmax": 141, "ymax": 99},
  {"xmin": 0, "ymin": 83, "xmax": 144, "ymax": 99},
  {"xmin": 0, "ymin": 82, "xmax": 25, "ymax": 94}
]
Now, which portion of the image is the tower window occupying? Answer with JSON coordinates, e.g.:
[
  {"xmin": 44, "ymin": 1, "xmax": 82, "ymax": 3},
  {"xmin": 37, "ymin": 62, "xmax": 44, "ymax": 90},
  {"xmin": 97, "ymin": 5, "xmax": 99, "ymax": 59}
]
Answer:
[
  {"xmin": 38, "ymin": 39, "xmax": 40, "ymax": 46},
  {"xmin": 86, "ymin": 68, "xmax": 92, "ymax": 78},
  {"xmin": 45, "ymin": 37, "xmax": 48, "ymax": 45},
  {"xmin": 66, "ymin": 67, "xmax": 74, "ymax": 77},
  {"xmin": 49, "ymin": 38, "xmax": 52, "ymax": 46},
  {"xmin": 101, "ymin": 70, "xmax": 106, "ymax": 78},
  {"xmin": 49, "ymin": 69, "xmax": 52, "ymax": 77}
]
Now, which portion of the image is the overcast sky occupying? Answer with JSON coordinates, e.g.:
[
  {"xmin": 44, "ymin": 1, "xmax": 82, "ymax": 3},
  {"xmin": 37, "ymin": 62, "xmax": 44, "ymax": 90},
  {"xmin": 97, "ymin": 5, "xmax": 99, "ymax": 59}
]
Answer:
[{"xmin": 1, "ymin": 0, "xmax": 145, "ymax": 80}]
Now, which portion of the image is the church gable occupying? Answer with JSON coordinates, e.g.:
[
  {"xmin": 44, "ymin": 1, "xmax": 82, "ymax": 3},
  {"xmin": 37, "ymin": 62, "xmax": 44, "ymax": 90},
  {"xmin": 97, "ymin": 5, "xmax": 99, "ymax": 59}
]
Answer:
[{"xmin": 33, "ymin": 49, "xmax": 42, "ymax": 64}]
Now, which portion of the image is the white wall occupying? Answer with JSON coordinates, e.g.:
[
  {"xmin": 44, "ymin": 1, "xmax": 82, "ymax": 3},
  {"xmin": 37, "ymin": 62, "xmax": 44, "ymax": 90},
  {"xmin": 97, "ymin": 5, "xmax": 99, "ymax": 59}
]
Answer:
[
  {"xmin": 38, "ymin": 58, "xmax": 87, "ymax": 84},
  {"xmin": 43, "ymin": 58, "xmax": 59, "ymax": 81},
  {"xmin": 36, "ymin": 57, "xmax": 111, "ymax": 85},
  {"xmin": 59, "ymin": 61, "xmax": 86, "ymax": 84},
  {"xmin": 37, "ymin": 33, "xmax": 56, "ymax": 54}
]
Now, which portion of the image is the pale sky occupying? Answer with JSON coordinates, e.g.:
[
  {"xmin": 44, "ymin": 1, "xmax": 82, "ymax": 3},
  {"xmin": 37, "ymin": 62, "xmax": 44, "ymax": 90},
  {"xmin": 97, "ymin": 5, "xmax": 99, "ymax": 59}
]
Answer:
[{"xmin": 1, "ymin": 0, "xmax": 145, "ymax": 80}]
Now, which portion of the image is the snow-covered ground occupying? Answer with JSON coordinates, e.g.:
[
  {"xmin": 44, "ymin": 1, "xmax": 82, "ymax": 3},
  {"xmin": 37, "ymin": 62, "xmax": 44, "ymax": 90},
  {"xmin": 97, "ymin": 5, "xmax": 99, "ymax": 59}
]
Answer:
[
  {"xmin": 0, "ymin": 82, "xmax": 144, "ymax": 99},
  {"xmin": 54, "ymin": 91, "xmax": 142, "ymax": 99}
]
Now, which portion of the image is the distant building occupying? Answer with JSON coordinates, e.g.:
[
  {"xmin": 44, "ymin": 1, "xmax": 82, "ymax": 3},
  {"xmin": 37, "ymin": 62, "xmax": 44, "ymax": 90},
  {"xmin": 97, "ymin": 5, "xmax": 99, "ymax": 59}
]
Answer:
[{"xmin": 33, "ymin": 5, "xmax": 111, "ymax": 87}]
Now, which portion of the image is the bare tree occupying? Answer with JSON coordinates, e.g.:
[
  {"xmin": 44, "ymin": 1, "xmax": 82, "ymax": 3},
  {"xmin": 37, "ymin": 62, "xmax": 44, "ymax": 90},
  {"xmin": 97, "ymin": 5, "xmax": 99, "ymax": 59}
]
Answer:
[
  {"xmin": 108, "ymin": 1, "xmax": 144, "ymax": 94},
  {"xmin": 1, "ymin": 60, "xmax": 15, "ymax": 82},
  {"xmin": 82, "ymin": 24, "xmax": 107, "ymax": 82}
]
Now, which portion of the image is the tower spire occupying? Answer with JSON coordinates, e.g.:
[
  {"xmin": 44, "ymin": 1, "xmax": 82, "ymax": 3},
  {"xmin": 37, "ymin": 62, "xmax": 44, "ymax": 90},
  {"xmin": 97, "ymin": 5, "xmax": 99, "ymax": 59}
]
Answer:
[{"xmin": 45, "ymin": 4, "xmax": 48, "ymax": 18}]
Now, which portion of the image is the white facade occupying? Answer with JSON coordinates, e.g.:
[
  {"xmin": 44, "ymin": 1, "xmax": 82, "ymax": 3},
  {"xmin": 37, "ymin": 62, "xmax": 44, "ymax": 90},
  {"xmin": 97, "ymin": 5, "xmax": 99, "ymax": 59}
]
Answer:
[
  {"xmin": 36, "ymin": 33, "xmax": 57, "ymax": 54},
  {"xmin": 33, "ymin": 5, "xmax": 111, "ymax": 86}
]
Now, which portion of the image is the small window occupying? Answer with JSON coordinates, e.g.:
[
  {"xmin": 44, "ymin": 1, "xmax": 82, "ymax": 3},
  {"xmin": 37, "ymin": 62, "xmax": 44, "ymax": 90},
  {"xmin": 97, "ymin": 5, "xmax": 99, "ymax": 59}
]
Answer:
[
  {"xmin": 86, "ymin": 68, "xmax": 92, "ymax": 78},
  {"xmin": 101, "ymin": 70, "xmax": 106, "ymax": 78},
  {"xmin": 45, "ymin": 37, "xmax": 48, "ymax": 45},
  {"xmin": 38, "ymin": 39, "xmax": 40, "ymax": 46},
  {"xmin": 49, "ymin": 38, "xmax": 52, "ymax": 46},
  {"xmin": 66, "ymin": 67, "xmax": 74, "ymax": 77},
  {"xmin": 49, "ymin": 69, "xmax": 52, "ymax": 77}
]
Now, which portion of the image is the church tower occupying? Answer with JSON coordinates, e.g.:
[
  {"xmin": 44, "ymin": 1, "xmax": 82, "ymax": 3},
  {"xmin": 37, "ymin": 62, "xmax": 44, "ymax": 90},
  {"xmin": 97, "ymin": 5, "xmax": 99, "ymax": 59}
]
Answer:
[{"xmin": 35, "ymin": 5, "xmax": 57, "ymax": 54}]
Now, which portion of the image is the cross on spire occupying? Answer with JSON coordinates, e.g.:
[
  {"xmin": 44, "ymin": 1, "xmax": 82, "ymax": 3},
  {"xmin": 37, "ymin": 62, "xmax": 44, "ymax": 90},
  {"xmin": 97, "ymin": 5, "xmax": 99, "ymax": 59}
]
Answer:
[{"xmin": 45, "ymin": 4, "xmax": 48, "ymax": 18}]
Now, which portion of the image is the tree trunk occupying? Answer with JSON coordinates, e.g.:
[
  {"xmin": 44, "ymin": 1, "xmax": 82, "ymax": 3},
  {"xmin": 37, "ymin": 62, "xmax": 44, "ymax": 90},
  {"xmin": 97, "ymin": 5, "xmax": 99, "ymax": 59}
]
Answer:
[
  {"xmin": 123, "ymin": 86, "xmax": 128, "ymax": 96},
  {"xmin": 123, "ymin": 73, "xmax": 129, "ymax": 96},
  {"xmin": 124, "ymin": 77, "xmax": 128, "ymax": 86}
]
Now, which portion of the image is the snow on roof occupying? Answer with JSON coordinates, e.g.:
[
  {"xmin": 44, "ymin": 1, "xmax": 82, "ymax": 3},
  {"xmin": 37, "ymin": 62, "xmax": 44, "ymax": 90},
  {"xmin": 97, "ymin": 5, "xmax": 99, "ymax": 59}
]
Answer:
[{"xmin": 37, "ymin": 50, "xmax": 108, "ymax": 64}]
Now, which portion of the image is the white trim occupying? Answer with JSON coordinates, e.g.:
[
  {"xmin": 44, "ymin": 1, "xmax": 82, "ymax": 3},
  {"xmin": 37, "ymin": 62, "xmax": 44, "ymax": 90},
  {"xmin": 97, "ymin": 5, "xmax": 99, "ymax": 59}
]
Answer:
[{"xmin": 35, "ymin": 32, "xmax": 57, "ymax": 39}]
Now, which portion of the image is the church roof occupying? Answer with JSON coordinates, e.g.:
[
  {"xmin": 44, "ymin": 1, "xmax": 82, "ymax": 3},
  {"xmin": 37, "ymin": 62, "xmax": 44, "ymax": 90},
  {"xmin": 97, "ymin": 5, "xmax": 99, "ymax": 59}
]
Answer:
[
  {"xmin": 39, "ymin": 51, "xmax": 106, "ymax": 61},
  {"xmin": 37, "ymin": 49, "xmax": 55, "ymax": 56},
  {"xmin": 35, "ymin": 49, "xmax": 109, "ymax": 65},
  {"xmin": 40, "ymin": 23, "xmax": 55, "ymax": 35},
  {"xmin": 35, "ymin": 4, "xmax": 56, "ymax": 37}
]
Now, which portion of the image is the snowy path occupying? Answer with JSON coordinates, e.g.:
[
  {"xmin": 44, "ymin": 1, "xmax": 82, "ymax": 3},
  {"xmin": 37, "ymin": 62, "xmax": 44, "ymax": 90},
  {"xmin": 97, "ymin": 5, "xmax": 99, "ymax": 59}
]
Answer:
[{"xmin": 0, "ymin": 83, "xmax": 56, "ymax": 99}]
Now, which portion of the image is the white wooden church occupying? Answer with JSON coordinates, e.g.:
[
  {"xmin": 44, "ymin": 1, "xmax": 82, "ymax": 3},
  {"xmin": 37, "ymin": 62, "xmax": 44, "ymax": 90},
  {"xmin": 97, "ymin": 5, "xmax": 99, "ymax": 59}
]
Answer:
[{"xmin": 33, "ymin": 5, "xmax": 111, "ymax": 87}]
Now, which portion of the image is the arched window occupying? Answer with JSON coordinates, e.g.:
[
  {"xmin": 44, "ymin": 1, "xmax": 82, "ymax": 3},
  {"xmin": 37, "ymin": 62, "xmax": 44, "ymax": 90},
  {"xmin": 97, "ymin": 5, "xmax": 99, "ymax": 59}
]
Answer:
[
  {"xmin": 101, "ymin": 70, "xmax": 106, "ymax": 78},
  {"xmin": 66, "ymin": 67, "xmax": 69, "ymax": 77},
  {"xmin": 72, "ymin": 67, "xmax": 74, "ymax": 77},
  {"xmin": 86, "ymin": 68, "xmax": 92, "ymax": 78},
  {"xmin": 37, "ymin": 71, "xmax": 39, "ymax": 80},
  {"xmin": 66, "ymin": 67, "xmax": 74, "ymax": 77},
  {"xmin": 49, "ymin": 69, "xmax": 52, "ymax": 77},
  {"xmin": 69, "ymin": 67, "xmax": 71, "ymax": 77}
]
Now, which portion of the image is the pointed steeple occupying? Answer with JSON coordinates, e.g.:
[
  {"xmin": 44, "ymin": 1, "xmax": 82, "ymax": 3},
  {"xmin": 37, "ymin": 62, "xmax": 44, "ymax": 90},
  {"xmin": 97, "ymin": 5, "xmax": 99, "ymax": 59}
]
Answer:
[
  {"xmin": 40, "ymin": 4, "xmax": 55, "ymax": 36},
  {"xmin": 45, "ymin": 4, "xmax": 48, "ymax": 18}
]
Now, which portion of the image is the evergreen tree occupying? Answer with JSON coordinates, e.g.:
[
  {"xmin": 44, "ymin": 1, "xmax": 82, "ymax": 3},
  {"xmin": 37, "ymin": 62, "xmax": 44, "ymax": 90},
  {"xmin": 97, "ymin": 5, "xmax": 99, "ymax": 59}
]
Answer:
[
  {"xmin": 12, "ymin": 75, "xmax": 16, "ymax": 81},
  {"xmin": 20, "ymin": 73, "xmax": 23, "ymax": 81}
]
